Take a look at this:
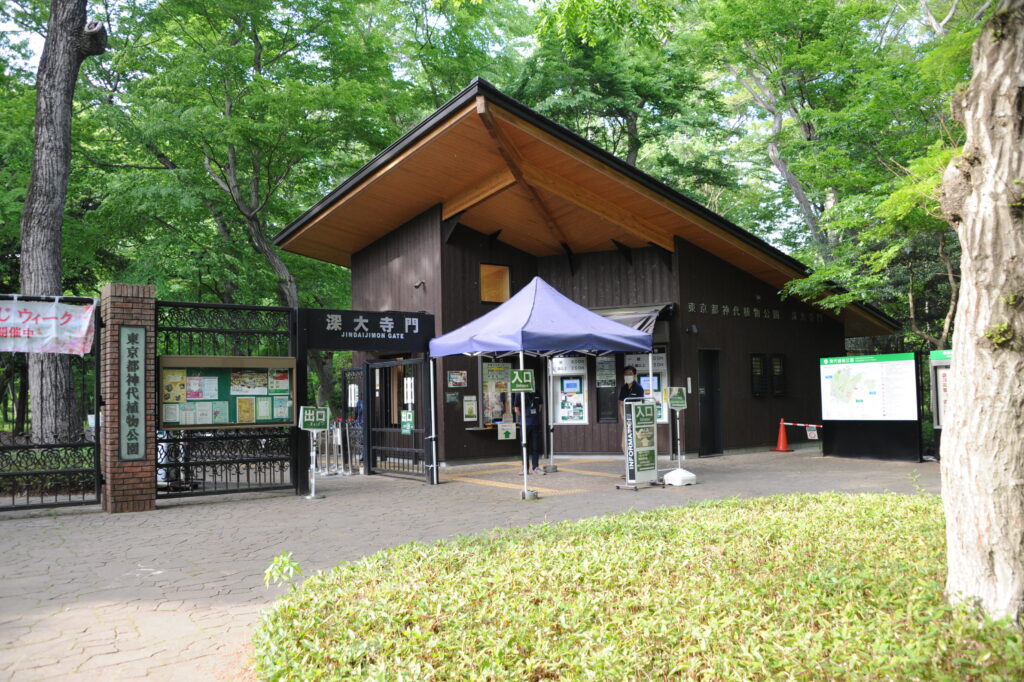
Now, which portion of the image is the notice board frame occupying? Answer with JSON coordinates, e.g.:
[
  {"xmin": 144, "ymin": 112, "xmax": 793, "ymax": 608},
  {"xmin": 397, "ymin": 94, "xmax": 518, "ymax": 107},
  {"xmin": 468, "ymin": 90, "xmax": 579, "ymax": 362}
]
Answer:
[{"xmin": 158, "ymin": 355, "xmax": 297, "ymax": 430}]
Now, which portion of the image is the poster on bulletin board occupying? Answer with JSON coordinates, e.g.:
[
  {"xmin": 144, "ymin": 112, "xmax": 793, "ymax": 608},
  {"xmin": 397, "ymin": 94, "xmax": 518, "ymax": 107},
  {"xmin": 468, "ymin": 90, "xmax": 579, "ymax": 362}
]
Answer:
[{"xmin": 159, "ymin": 356, "xmax": 296, "ymax": 429}]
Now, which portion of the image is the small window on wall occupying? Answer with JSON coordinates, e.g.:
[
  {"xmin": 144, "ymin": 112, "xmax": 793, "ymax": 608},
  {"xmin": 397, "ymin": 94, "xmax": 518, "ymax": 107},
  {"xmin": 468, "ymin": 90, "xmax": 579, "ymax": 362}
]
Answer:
[
  {"xmin": 771, "ymin": 354, "xmax": 787, "ymax": 397},
  {"xmin": 751, "ymin": 353, "xmax": 769, "ymax": 397},
  {"xmin": 480, "ymin": 264, "xmax": 510, "ymax": 303}
]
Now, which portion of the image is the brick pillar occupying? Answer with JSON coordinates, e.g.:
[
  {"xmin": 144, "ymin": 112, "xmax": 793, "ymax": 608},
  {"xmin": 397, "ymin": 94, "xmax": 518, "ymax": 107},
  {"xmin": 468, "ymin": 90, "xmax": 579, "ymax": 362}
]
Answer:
[{"xmin": 100, "ymin": 283, "xmax": 157, "ymax": 513}]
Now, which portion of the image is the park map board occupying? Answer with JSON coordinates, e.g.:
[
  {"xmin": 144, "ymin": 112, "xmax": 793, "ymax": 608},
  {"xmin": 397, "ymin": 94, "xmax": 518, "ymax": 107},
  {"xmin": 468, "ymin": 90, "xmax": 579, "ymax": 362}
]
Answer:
[
  {"xmin": 159, "ymin": 356, "xmax": 296, "ymax": 429},
  {"xmin": 819, "ymin": 353, "xmax": 917, "ymax": 421}
]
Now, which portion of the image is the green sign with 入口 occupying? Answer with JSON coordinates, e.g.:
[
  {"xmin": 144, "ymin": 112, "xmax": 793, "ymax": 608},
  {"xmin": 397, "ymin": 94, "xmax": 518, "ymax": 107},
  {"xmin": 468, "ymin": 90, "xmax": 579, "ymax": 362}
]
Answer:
[
  {"xmin": 400, "ymin": 409, "xmax": 414, "ymax": 434},
  {"xmin": 668, "ymin": 387, "xmax": 687, "ymax": 411},
  {"xmin": 510, "ymin": 369, "xmax": 535, "ymax": 392},
  {"xmin": 497, "ymin": 423, "xmax": 517, "ymax": 440},
  {"xmin": 299, "ymin": 406, "xmax": 329, "ymax": 431},
  {"xmin": 625, "ymin": 402, "xmax": 658, "ymax": 484}
]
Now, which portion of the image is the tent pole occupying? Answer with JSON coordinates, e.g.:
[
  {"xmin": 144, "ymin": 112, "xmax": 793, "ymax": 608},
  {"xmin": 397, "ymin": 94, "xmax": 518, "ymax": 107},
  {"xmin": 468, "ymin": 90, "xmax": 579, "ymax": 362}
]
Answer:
[
  {"xmin": 520, "ymin": 350, "xmax": 530, "ymax": 498},
  {"xmin": 546, "ymin": 355, "xmax": 556, "ymax": 472},
  {"xmin": 648, "ymin": 350, "xmax": 654, "ymax": 459}
]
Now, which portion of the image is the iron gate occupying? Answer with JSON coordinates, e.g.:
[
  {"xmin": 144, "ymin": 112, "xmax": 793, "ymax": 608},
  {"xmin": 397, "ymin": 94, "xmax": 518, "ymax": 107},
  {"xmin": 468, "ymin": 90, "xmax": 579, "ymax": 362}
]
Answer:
[
  {"xmin": 0, "ymin": 296, "xmax": 101, "ymax": 511},
  {"xmin": 154, "ymin": 301, "xmax": 299, "ymax": 498},
  {"xmin": 365, "ymin": 358, "xmax": 437, "ymax": 483},
  {"xmin": 340, "ymin": 367, "xmax": 365, "ymax": 471}
]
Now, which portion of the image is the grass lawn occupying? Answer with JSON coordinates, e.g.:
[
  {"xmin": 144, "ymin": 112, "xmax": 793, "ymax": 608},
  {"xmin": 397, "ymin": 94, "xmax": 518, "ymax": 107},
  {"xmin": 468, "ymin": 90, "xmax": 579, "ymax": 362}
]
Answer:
[{"xmin": 253, "ymin": 493, "xmax": 1024, "ymax": 680}]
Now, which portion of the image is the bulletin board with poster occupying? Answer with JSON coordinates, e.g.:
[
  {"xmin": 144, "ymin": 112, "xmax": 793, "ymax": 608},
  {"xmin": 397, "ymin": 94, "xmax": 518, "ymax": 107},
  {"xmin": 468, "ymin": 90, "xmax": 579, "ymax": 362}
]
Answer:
[
  {"xmin": 480, "ymin": 361, "xmax": 511, "ymax": 424},
  {"xmin": 159, "ymin": 355, "xmax": 297, "ymax": 429}
]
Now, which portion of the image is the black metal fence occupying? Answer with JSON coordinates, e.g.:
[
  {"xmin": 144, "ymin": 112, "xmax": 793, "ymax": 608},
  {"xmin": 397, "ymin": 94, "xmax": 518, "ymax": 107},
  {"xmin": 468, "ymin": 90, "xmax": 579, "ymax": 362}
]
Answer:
[
  {"xmin": 0, "ymin": 443, "xmax": 100, "ymax": 510},
  {"xmin": 156, "ymin": 428, "xmax": 292, "ymax": 497},
  {"xmin": 155, "ymin": 301, "xmax": 299, "ymax": 498},
  {"xmin": 0, "ymin": 295, "xmax": 100, "ymax": 511}
]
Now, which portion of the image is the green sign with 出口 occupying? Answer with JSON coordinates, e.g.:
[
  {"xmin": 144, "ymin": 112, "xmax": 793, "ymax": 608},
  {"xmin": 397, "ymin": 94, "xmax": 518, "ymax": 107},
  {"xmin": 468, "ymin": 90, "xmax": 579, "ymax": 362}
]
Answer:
[
  {"xmin": 400, "ymin": 410, "xmax": 414, "ymax": 435},
  {"xmin": 299, "ymin": 406, "xmax": 329, "ymax": 431},
  {"xmin": 510, "ymin": 369, "xmax": 535, "ymax": 392}
]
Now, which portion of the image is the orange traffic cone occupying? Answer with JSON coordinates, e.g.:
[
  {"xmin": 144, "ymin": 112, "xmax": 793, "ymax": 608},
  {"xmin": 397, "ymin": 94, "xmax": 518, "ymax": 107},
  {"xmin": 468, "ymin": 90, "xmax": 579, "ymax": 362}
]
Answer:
[{"xmin": 771, "ymin": 418, "xmax": 793, "ymax": 452}]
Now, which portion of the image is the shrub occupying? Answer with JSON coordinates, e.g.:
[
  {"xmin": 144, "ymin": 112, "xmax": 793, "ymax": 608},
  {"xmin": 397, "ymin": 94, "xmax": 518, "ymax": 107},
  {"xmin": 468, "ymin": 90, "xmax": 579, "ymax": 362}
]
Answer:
[{"xmin": 253, "ymin": 494, "xmax": 1024, "ymax": 680}]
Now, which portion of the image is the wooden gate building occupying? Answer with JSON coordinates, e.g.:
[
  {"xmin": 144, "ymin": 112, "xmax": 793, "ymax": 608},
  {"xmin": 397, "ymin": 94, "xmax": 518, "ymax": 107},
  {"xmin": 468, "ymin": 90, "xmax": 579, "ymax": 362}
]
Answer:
[{"xmin": 274, "ymin": 79, "xmax": 896, "ymax": 459}]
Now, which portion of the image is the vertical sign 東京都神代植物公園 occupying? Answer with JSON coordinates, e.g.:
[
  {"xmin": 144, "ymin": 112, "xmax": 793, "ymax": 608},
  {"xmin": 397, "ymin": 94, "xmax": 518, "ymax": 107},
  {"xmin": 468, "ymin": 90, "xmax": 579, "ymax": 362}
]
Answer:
[{"xmin": 120, "ymin": 326, "xmax": 146, "ymax": 460}]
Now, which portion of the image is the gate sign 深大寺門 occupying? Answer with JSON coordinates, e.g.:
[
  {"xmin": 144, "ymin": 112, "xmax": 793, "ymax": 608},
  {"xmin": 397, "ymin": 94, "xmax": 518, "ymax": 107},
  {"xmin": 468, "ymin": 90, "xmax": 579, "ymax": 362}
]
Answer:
[
  {"xmin": 300, "ymin": 406, "xmax": 329, "ymax": 432},
  {"xmin": 625, "ymin": 402, "xmax": 658, "ymax": 484},
  {"xmin": 0, "ymin": 299, "xmax": 95, "ymax": 355},
  {"xmin": 510, "ymin": 369, "xmax": 535, "ymax": 392},
  {"xmin": 305, "ymin": 309, "xmax": 434, "ymax": 353}
]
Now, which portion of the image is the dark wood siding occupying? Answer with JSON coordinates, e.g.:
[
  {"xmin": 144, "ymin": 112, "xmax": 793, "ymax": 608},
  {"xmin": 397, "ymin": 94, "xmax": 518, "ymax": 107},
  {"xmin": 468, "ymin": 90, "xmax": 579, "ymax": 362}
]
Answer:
[
  {"xmin": 437, "ymin": 225, "xmax": 539, "ymax": 460},
  {"xmin": 675, "ymin": 236, "xmax": 845, "ymax": 452},
  {"xmin": 538, "ymin": 247, "xmax": 675, "ymax": 307},
  {"xmin": 350, "ymin": 206, "xmax": 447, "ymax": 456},
  {"xmin": 539, "ymin": 248, "xmax": 676, "ymax": 455},
  {"xmin": 441, "ymin": 224, "xmax": 538, "ymax": 331},
  {"xmin": 351, "ymin": 205, "xmax": 443, "ymax": 335},
  {"xmin": 351, "ymin": 218, "xmax": 846, "ymax": 460}
]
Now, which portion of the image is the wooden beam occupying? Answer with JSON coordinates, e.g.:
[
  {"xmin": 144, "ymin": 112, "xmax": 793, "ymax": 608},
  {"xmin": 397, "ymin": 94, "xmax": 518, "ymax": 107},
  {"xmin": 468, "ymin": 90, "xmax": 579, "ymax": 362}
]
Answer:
[
  {"xmin": 517, "ymin": 160, "xmax": 676, "ymax": 252},
  {"xmin": 442, "ymin": 212, "xmax": 464, "ymax": 244},
  {"xmin": 648, "ymin": 241, "xmax": 674, "ymax": 269},
  {"xmin": 476, "ymin": 97, "xmax": 575, "ymax": 251},
  {"xmin": 487, "ymin": 104, "xmax": 805, "ymax": 279},
  {"xmin": 442, "ymin": 168, "xmax": 516, "ymax": 220},
  {"xmin": 611, "ymin": 239, "xmax": 633, "ymax": 264}
]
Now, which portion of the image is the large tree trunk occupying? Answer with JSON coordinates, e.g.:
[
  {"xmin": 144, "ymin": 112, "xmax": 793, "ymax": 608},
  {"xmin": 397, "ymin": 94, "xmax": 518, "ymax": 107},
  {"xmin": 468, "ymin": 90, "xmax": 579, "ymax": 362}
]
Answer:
[
  {"xmin": 19, "ymin": 1, "xmax": 106, "ymax": 443},
  {"xmin": 939, "ymin": 0, "xmax": 1024, "ymax": 623}
]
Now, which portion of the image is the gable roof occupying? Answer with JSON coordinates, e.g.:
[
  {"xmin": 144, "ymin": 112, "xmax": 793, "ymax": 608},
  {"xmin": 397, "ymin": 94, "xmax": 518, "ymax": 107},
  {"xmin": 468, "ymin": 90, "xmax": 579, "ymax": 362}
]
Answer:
[{"xmin": 274, "ymin": 78, "xmax": 897, "ymax": 337}]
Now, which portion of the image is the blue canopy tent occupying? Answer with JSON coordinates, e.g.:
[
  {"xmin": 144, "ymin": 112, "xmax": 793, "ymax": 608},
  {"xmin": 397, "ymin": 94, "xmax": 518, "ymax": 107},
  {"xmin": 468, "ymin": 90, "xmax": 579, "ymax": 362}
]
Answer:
[{"xmin": 428, "ymin": 277, "xmax": 653, "ymax": 498}]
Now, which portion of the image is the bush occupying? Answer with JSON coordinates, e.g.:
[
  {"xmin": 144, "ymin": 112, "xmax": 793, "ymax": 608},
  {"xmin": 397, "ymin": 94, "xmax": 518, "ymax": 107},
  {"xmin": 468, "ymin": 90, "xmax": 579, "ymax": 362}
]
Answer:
[{"xmin": 253, "ymin": 494, "xmax": 1024, "ymax": 680}]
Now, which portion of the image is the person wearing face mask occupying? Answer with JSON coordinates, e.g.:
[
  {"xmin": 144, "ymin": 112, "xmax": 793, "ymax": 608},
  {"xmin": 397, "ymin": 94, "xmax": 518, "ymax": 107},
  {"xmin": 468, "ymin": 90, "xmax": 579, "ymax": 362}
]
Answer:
[{"xmin": 618, "ymin": 365, "xmax": 645, "ymax": 456}]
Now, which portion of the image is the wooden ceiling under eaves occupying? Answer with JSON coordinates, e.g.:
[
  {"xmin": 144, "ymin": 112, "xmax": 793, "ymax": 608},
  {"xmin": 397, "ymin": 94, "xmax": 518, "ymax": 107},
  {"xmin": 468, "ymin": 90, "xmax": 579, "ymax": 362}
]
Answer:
[{"xmin": 276, "ymin": 84, "xmax": 896, "ymax": 338}]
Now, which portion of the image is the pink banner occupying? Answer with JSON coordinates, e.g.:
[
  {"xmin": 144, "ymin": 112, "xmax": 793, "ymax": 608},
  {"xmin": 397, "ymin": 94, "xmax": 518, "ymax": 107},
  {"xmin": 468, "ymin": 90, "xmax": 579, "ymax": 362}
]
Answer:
[{"xmin": 0, "ymin": 299, "xmax": 96, "ymax": 356}]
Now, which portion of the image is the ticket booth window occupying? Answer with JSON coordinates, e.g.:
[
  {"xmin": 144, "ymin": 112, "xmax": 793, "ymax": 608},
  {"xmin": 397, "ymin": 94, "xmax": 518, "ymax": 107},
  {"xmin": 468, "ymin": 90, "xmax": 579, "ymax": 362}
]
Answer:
[
  {"xmin": 480, "ymin": 264, "xmax": 510, "ymax": 303},
  {"xmin": 751, "ymin": 353, "xmax": 768, "ymax": 397},
  {"xmin": 771, "ymin": 354, "xmax": 787, "ymax": 397}
]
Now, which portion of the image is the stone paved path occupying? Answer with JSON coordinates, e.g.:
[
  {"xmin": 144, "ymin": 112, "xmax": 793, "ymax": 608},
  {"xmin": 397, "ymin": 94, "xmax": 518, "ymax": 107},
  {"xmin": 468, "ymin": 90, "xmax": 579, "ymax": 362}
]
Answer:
[{"xmin": 0, "ymin": 449, "xmax": 940, "ymax": 681}]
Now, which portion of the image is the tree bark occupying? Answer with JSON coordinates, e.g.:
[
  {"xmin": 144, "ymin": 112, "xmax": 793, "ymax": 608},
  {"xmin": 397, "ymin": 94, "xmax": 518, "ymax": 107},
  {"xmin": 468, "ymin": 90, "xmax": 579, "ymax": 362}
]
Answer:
[
  {"xmin": 19, "ymin": 1, "xmax": 106, "ymax": 444},
  {"xmin": 939, "ymin": 0, "xmax": 1024, "ymax": 623}
]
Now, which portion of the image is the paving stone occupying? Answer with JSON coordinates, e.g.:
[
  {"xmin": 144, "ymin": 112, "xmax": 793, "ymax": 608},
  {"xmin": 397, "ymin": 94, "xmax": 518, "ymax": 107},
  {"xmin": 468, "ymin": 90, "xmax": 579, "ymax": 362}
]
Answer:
[{"xmin": 0, "ymin": 449, "xmax": 940, "ymax": 680}]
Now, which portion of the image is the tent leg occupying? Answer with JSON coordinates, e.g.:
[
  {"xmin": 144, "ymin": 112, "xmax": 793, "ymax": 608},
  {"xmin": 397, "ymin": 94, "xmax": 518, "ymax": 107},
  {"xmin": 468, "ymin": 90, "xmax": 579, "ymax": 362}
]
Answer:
[
  {"xmin": 648, "ymin": 351, "xmax": 657, "ymax": 472},
  {"xmin": 520, "ymin": 351, "xmax": 536, "ymax": 499},
  {"xmin": 544, "ymin": 355, "xmax": 557, "ymax": 473}
]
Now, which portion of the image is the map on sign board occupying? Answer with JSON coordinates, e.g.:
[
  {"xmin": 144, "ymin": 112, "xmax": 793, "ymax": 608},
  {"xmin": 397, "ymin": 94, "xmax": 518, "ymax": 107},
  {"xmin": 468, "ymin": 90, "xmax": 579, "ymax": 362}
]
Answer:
[{"xmin": 819, "ymin": 353, "xmax": 917, "ymax": 421}]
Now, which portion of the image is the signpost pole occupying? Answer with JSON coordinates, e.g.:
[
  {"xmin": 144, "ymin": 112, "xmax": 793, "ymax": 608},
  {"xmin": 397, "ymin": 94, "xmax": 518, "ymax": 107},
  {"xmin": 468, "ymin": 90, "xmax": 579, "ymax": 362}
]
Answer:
[
  {"xmin": 306, "ymin": 430, "xmax": 320, "ymax": 500},
  {"xmin": 428, "ymin": 357, "xmax": 439, "ymax": 485},
  {"xmin": 300, "ymin": 406, "xmax": 327, "ymax": 499},
  {"xmin": 676, "ymin": 408, "xmax": 683, "ymax": 468}
]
